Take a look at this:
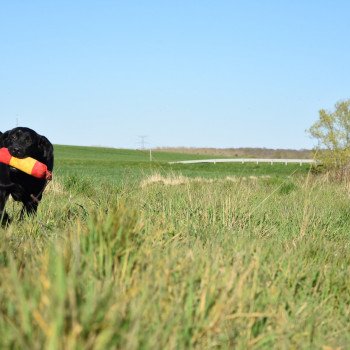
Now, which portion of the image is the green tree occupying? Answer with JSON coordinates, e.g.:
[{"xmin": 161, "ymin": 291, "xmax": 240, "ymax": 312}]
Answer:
[{"xmin": 308, "ymin": 99, "xmax": 350, "ymax": 168}]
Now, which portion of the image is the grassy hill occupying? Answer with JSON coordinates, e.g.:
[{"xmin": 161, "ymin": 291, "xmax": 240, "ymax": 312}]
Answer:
[
  {"xmin": 54, "ymin": 144, "xmax": 222, "ymax": 163},
  {"xmin": 54, "ymin": 144, "xmax": 311, "ymax": 184}
]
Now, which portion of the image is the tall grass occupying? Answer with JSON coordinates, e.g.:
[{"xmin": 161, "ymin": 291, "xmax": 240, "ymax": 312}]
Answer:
[{"xmin": 0, "ymin": 171, "xmax": 349, "ymax": 349}]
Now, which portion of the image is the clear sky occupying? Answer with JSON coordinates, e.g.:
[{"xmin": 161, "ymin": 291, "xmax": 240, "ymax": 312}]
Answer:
[{"xmin": 1, "ymin": 1, "xmax": 349, "ymax": 149}]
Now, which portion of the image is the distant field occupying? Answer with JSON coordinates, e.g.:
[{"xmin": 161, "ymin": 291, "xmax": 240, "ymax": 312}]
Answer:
[
  {"xmin": 54, "ymin": 144, "xmax": 220, "ymax": 163},
  {"xmin": 54, "ymin": 144, "xmax": 311, "ymax": 184},
  {"xmin": 1, "ymin": 144, "xmax": 348, "ymax": 349}
]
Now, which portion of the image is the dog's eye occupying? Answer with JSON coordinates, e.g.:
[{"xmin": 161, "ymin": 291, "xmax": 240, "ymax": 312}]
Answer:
[{"xmin": 11, "ymin": 135, "xmax": 17, "ymax": 141}]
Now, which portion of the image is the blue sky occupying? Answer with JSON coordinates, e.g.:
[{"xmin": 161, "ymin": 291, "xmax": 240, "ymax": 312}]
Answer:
[{"xmin": 1, "ymin": 1, "xmax": 349, "ymax": 149}]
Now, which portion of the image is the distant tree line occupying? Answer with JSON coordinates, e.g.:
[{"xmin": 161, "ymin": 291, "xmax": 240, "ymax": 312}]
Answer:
[{"xmin": 156, "ymin": 147, "xmax": 312, "ymax": 159}]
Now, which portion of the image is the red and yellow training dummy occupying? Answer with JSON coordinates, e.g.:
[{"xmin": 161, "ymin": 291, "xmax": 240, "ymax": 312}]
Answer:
[{"xmin": 0, "ymin": 147, "xmax": 52, "ymax": 180}]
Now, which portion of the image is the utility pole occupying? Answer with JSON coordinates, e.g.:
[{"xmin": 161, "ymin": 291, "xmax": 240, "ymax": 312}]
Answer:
[
  {"xmin": 137, "ymin": 135, "xmax": 148, "ymax": 150},
  {"xmin": 137, "ymin": 135, "xmax": 153, "ymax": 162}
]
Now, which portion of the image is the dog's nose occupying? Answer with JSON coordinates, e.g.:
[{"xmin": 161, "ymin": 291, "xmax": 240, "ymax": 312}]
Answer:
[{"xmin": 10, "ymin": 147, "xmax": 22, "ymax": 157}]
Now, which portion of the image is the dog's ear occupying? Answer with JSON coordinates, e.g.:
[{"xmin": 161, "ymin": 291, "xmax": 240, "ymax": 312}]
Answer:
[
  {"xmin": 37, "ymin": 135, "xmax": 54, "ymax": 170},
  {"xmin": 0, "ymin": 131, "xmax": 9, "ymax": 148}
]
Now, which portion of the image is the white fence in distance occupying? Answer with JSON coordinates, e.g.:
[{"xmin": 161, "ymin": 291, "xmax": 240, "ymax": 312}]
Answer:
[{"xmin": 169, "ymin": 158, "xmax": 316, "ymax": 166}]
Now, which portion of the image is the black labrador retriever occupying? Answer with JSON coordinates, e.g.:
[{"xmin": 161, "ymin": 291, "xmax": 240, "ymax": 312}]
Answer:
[{"xmin": 0, "ymin": 127, "xmax": 54, "ymax": 225}]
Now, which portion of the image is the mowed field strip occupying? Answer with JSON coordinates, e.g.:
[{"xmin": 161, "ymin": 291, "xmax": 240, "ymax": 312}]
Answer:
[{"xmin": 169, "ymin": 158, "xmax": 316, "ymax": 165}]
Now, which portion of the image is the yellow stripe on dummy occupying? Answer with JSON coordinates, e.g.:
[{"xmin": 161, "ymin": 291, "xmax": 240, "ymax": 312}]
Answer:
[{"xmin": 9, "ymin": 156, "xmax": 36, "ymax": 175}]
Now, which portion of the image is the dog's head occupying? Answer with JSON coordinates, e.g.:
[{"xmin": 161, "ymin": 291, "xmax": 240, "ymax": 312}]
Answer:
[
  {"xmin": 0, "ymin": 127, "xmax": 53, "ymax": 169},
  {"xmin": 1, "ymin": 127, "xmax": 42, "ymax": 158}
]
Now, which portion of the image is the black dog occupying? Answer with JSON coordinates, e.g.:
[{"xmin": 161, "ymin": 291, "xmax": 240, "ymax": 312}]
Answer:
[{"xmin": 0, "ymin": 127, "xmax": 54, "ymax": 225}]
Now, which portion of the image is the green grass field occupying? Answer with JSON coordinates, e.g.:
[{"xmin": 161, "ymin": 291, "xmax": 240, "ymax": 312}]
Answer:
[
  {"xmin": 0, "ymin": 145, "xmax": 349, "ymax": 349},
  {"xmin": 54, "ymin": 145, "xmax": 310, "ymax": 184}
]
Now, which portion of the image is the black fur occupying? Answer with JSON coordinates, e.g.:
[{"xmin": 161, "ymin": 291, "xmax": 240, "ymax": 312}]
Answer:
[{"xmin": 0, "ymin": 127, "xmax": 54, "ymax": 225}]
